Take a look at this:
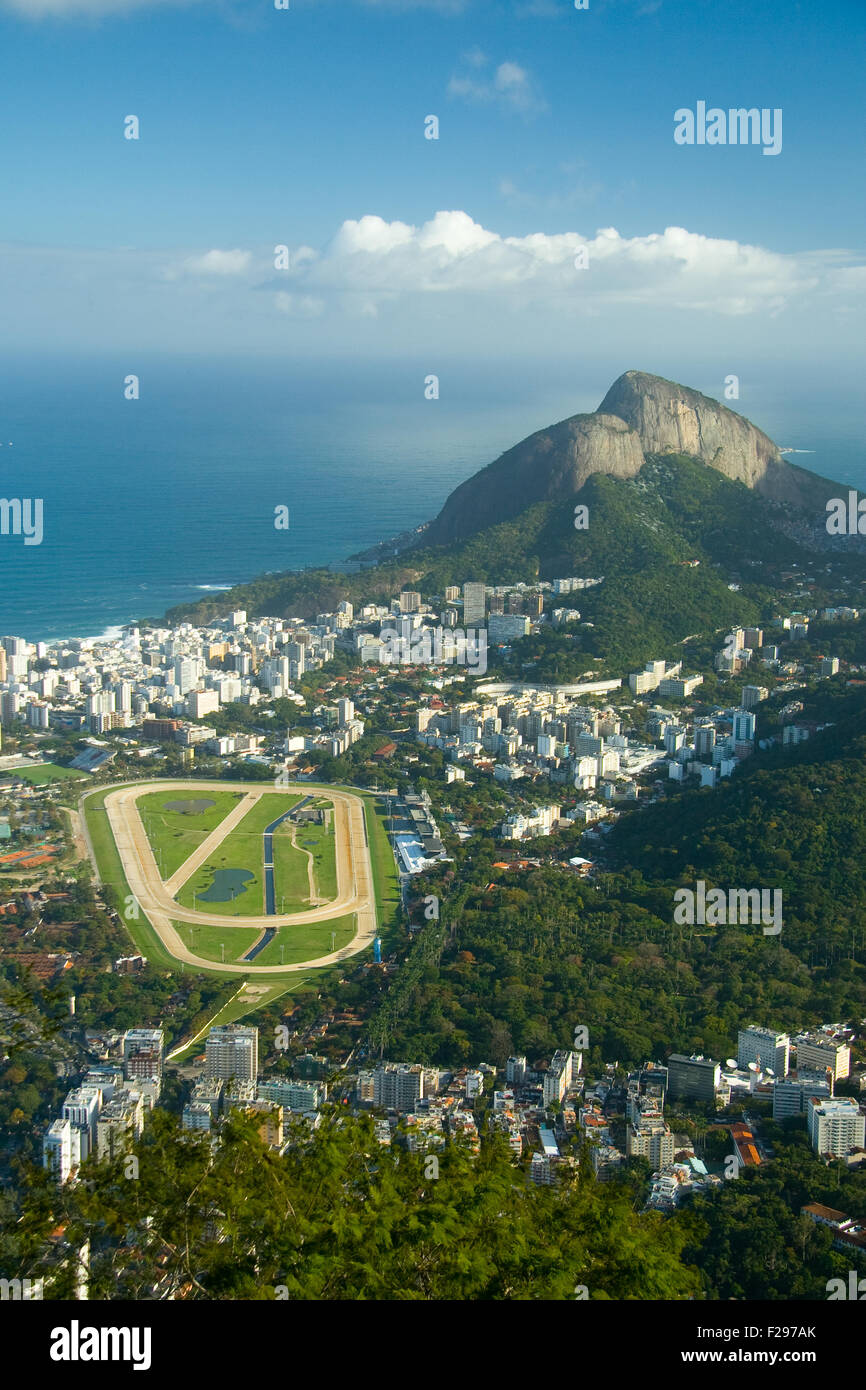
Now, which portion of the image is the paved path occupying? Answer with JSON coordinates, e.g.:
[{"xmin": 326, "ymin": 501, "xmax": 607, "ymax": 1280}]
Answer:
[{"xmin": 92, "ymin": 779, "xmax": 378, "ymax": 975}]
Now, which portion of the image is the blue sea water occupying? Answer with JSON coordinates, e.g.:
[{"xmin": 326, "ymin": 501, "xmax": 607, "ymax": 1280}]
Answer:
[{"xmin": 0, "ymin": 355, "xmax": 862, "ymax": 642}]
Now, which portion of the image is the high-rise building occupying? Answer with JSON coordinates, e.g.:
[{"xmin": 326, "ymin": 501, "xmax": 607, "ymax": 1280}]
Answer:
[
  {"xmin": 123, "ymin": 1028, "xmax": 164, "ymax": 1079},
  {"xmin": 113, "ymin": 681, "xmax": 133, "ymax": 713},
  {"xmin": 43, "ymin": 1118, "xmax": 75, "ymax": 1184},
  {"xmin": 1, "ymin": 691, "xmax": 21, "ymax": 724},
  {"xmin": 173, "ymin": 658, "xmax": 198, "ymax": 695},
  {"xmin": 188, "ymin": 689, "xmax": 220, "ymax": 719},
  {"xmin": 737, "ymin": 1027, "xmax": 790, "ymax": 1077},
  {"xmin": 626, "ymin": 1119, "xmax": 675, "ymax": 1168},
  {"xmin": 772, "ymin": 1071, "xmax": 832, "ymax": 1120},
  {"xmin": 664, "ymin": 726, "xmax": 686, "ymax": 755},
  {"xmin": 732, "ymin": 710, "xmax": 756, "ymax": 743},
  {"xmin": 96, "ymin": 1090, "xmax": 144, "ymax": 1161},
  {"xmin": 62, "ymin": 1086, "xmax": 103, "ymax": 1160},
  {"xmin": 462, "ymin": 582, "xmax": 486, "ymax": 627},
  {"xmin": 182, "ymin": 1102, "xmax": 213, "ymax": 1132},
  {"xmin": 372, "ymin": 1063, "xmax": 425, "ymax": 1112},
  {"xmin": 695, "ymin": 725, "xmax": 716, "ymax": 760},
  {"xmin": 27, "ymin": 702, "xmax": 50, "ymax": 729},
  {"xmin": 205, "ymin": 1026, "xmax": 259, "ymax": 1083},
  {"xmin": 399, "ymin": 591, "xmax": 421, "ymax": 613},
  {"xmin": 741, "ymin": 685, "xmax": 769, "ymax": 710},
  {"xmin": 506, "ymin": 1056, "xmax": 527, "ymax": 1086},
  {"xmin": 795, "ymin": 1033, "xmax": 851, "ymax": 1082},
  {"xmin": 807, "ymin": 1098, "xmax": 865, "ymax": 1158},
  {"xmin": 667, "ymin": 1054, "xmax": 720, "ymax": 1103},
  {"xmin": 543, "ymin": 1051, "xmax": 574, "ymax": 1106}
]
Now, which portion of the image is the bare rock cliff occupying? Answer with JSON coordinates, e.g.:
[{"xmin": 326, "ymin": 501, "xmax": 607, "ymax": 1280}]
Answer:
[{"xmin": 425, "ymin": 412, "xmax": 644, "ymax": 545}]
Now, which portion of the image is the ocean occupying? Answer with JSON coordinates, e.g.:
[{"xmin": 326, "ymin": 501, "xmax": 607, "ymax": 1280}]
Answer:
[{"xmin": 0, "ymin": 356, "xmax": 863, "ymax": 643}]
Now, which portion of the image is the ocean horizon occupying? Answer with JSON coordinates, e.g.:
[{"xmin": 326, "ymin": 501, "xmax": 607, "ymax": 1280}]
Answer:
[{"xmin": 1, "ymin": 355, "xmax": 863, "ymax": 643}]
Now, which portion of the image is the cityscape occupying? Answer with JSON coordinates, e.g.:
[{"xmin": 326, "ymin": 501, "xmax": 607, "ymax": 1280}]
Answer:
[{"xmin": 0, "ymin": 0, "xmax": 864, "ymax": 1357}]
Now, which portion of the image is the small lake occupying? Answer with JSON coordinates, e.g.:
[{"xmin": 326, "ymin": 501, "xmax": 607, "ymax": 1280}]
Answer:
[
  {"xmin": 163, "ymin": 799, "xmax": 216, "ymax": 815},
  {"xmin": 197, "ymin": 868, "xmax": 255, "ymax": 902}
]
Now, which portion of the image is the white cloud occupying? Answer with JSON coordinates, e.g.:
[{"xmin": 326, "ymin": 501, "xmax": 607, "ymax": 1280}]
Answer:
[
  {"xmin": 181, "ymin": 248, "xmax": 252, "ymax": 276},
  {"xmin": 449, "ymin": 58, "xmax": 547, "ymax": 116},
  {"xmin": 331, "ymin": 215, "xmax": 416, "ymax": 256},
  {"xmin": 295, "ymin": 213, "xmax": 827, "ymax": 317},
  {"xmin": 1, "ymin": 215, "xmax": 862, "ymax": 359}
]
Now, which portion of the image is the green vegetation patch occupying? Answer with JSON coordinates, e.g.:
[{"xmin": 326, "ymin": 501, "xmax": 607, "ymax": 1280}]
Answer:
[
  {"xmin": 174, "ymin": 921, "xmax": 261, "ymax": 963},
  {"xmin": 10, "ymin": 763, "xmax": 85, "ymax": 785},
  {"xmin": 272, "ymin": 824, "xmax": 312, "ymax": 912},
  {"xmin": 175, "ymin": 792, "xmax": 302, "ymax": 917},
  {"xmin": 298, "ymin": 814, "xmax": 338, "ymax": 900},
  {"xmin": 137, "ymin": 789, "xmax": 248, "ymax": 880},
  {"xmin": 250, "ymin": 913, "xmax": 356, "ymax": 966}
]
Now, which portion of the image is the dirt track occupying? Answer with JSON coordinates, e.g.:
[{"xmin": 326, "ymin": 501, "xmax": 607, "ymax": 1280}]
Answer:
[{"xmin": 96, "ymin": 780, "xmax": 378, "ymax": 974}]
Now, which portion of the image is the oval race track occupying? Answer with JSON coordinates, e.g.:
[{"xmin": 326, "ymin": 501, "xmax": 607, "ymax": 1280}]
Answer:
[{"xmin": 88, "ymin": 779, "xmax": 378, "ymax": 974}]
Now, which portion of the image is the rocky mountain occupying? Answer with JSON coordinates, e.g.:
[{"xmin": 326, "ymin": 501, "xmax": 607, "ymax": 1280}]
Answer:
[{"xmin": 422, "ymin": 370, "xmax": 840, "ymax": 547}]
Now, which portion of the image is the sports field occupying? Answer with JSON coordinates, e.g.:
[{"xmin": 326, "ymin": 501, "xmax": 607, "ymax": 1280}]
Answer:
[{"xmin": 8, "ymin": 762, "xmax": 85, "ymax": 785}]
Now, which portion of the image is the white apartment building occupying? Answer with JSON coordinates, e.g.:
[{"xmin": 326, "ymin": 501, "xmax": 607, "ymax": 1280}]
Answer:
[
  {"xmin": 62, "ymin": 1086, "xmax": 103, "ymax": 1160},
  {"xmin": 373, "ymin": 1063, "xmax": 425, "ymax": 1113},
  {"xmin": 543, "ymin": 1050, "xmax": 574, "ymax": 1106},
  {"xmin": 96, "ymin": 1090, "xmax": 145, "ymax": 1161},
  {"xmin": 205, "ymin": 1026, "xmax": 259, "ymax": 1083},
  {"xmin": 501, "ymin": 805, "xmax": 561, "ymax": 841},
  {"xmin": 187, "ymin": 688, "xmax": 220, "ymax": 719},
  {"xmin": 626, "ymin": 1120, "xmax": 675, "ymax": 1169},
  {"xmin": 43, "ymin": 1118, "xmax": 76, "ymax": 1184},
  {"xmin": 182, "ymin": 1102, "xmax": 213, "ymax": 1132},
  {"xmin": 773, "ymin": 1072, "xmax": 832, "ymax": 1121},
  {"xmin": 737, "ymin": 1026, "xmax": 790, "ymax": 1077},
  {"xmin": 795, "ymin": 1033, "xmax": 851, "ymax": 1082},
  {"xmin": 257, "ymin": 1080, "xmax": 325, "ymax": 1112},
  {"xmin": 807, "ymin": 1098, "xmax": 865, "ymax": 1158}
]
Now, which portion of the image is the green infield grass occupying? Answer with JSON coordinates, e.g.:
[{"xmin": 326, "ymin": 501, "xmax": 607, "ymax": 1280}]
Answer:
[
  {"xmin": 247, "ymin": 912, "xmax": 356, "ymax": 966},
  {"xmin": 136, "ymin": 789, "xmax": 249, "ymax": 880},
  {"xmin": 175, "ymin": 792, "xmax": 303, "ymax": 917}
]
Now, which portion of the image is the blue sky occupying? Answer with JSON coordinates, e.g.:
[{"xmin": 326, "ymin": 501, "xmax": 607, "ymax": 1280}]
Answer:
[{"xmin": 1, "ymin": 0, "xmax": 864, "ymax": 365}]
